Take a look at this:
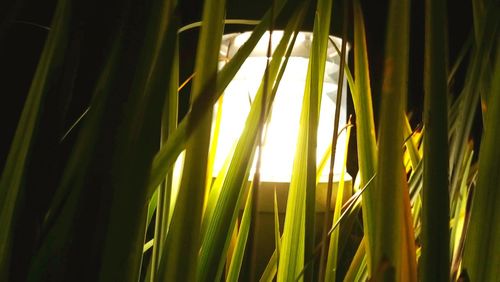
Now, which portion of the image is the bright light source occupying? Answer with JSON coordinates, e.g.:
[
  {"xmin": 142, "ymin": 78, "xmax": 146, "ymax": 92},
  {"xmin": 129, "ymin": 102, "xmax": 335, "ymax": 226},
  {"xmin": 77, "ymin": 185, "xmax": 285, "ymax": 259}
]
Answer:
[{"xmin": 213, "ymin": 31, "xmax": 349, "ymax": 184}]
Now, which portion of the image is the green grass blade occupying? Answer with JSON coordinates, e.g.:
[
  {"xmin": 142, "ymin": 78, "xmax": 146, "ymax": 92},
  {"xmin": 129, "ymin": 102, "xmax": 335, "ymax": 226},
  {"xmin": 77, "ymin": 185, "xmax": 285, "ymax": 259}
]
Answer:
[
  {"xmin": 149, "ymin": 34, "xmax": 179, "ymax": 282},
  {"xmin": 462, "ymin": 43, "xmax": 500, "ymax": 282},
  {"xmin": 226, "ymin": 185, "xmax": 253, "ymax": 282},
  {"xmin": 200, "ymin": 140, "xmax": 236, "ymax": 239},
  {"xmin": 471, "ymin": 0, "xmax": 486, "ymax": 44},
  {"xmin": 303, "ymin": 0, "xmax": 335, "ymax": 279},
  {"xmin": 278, "ymin": 0, "xmax": 334, "ymax": 279},
  {"xmin": 420, "ymin": 0, "xmax": 450, "ymax": 279},
  {"xmin": 28, "ymin": 21, "xmax": 127, "ymax": 280},
  {"xmin": 351, "ymin": 0, "xmax": 378, "ymax": 276},
  {"xmin": 274, "ymin": 189, "xmax": 281, "ymax": 258},
  {"xmin": 373, "ymin": 0, "xmax": 416, "ymax": 279},
  {"xmin": 260, "ymin": 249, "xmax": 279, "ymax": 282},
  {"xmin": 277, "ymin": 40, "xmax": 309, "ymax": 282},
  {"xmin": 95, "ymin": 0, "xmax": 179, "ymax": 280},
  {"xmin": 256, "ymin": 190, "xmax": 281, "ymax": 282},
  {"xmin": 403, "ymin": 116, "xmax": 421, "ymax": 171},
  {"xmin": 325, "ymin": 121, "xmax": 352, "ymax": 282},
  {"xmin": 448, "ymin": 0, "xmax": 499, "ymax": 196},
  {"xmin": 178, "ymin": 19, "xmax": 260, "ymax": 34},
  {"xmin": 157, "ymin": 0, "xmax": 225, "ymax": 279},
  {"xmin": 205, "ymin": 96, "xmax": 224, "ymax": 206},
  {"xmin": 450, "ymin": 148, "xmax": 473, "ymax": 279},
  {"xmin": 197, "ymin": 6, "xmax": 308, "ymax": 280},
  {"xmin": 0, "ymin": 0, "xmax": 70, "ymax": 278},
  {"xmin": 344, "ymin": 238, "xmax": 366, "ymax": 282}
]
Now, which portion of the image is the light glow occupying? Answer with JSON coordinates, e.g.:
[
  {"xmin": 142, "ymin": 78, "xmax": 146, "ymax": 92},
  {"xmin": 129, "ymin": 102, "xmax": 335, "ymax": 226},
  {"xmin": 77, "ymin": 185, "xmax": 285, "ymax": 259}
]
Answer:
[{"xmin": 213, "ymin": 31, "xmax": 349, "ymax": 183}]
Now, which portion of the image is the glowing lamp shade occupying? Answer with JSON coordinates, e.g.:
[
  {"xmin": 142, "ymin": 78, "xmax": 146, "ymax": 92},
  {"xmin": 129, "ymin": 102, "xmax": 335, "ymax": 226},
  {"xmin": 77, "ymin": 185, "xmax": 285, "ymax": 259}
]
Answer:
[{"xmin": 213, "ymin": 31, "xmax": 349, "ymax": 184}]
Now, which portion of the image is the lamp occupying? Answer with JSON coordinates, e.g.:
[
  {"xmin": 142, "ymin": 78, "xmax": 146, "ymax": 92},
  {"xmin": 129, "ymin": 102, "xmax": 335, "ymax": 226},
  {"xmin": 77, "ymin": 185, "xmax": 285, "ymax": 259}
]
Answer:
[
  {"xmin": 213, "ymin": 31, "xmax": 351, "ymax": 207},
  {"xmin": 208, "ymin": 31, "xmax": 352, "ymax": 277}
]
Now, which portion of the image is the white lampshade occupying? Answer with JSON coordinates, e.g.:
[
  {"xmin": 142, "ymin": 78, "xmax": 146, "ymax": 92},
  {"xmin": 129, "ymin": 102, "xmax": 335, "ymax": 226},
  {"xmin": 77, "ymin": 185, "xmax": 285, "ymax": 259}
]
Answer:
[{"xmin": 213, "ymin": 31, "xmax": 349, "ymax": 185}]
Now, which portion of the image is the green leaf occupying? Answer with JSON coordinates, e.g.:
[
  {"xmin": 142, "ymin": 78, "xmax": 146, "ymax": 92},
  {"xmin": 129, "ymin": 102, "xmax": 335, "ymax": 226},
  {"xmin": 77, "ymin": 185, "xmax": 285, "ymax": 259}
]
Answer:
[
  {"xmin": 344, "ymin": 238, "xmax": 366, "ymax": 282},
  {"xmin": 462, "ymin": 42, "xmax": 500, "ymax": 282},
  {"xmin": 0, "ymin": 0, "xmax": 71, "ymax": 278},
  {"xmin": 325, "ymin": 121, "xmax": 352, "ymax": 282},
  {"xmin": 28, "ymin": 20, "xmax": 127, "ymax": 281},
  {"xmin": 373, "ymin": 0, "xmax": 416, "ymax": 280},
  {"xmin": 450, "ymin": 148, "xmax": 473, "ymax": 280},
  {"xmin": 149, "ymin": 33, "xmax": 179, "ymax": 282},
  {"xmin": 351, "ymin": 0, "xmax": 378, "ymax": 276},
  {"xmin": 420, "ymin": 0, "xmax": 450, "ymax": 279},
  {"xmin": 157, "ymin": 0, "xmax": 225, "ymax": 279},
  {"xmin": 448, "ymin": 0, "xmax": 499, "ymax": 197},
  {"xmin": 260, "ymin": 249, "xmax": 279, "ymax": 282},
  {"xmin": 95, "ymin": 0, "xmax": 179, "ymax": 280},
  {"xmin": 403, "ymin": 116, "xmax": 421, "ymax": 171},
  {"xmin": 274, "ymin": 189, "xmax": 281, "ymax": 260},
  {"xmin": 226, "ymin": 184, "xmax": 253, "ymax": 282},
  {"xmin": 196, "ymin": 5, "xmax": 309, "ymax": 280},
  {"xmin": 303, "ymin": 0, "xmax": 336, "ymax": 279},
  {"xmin": 278, "ymin": 0, "xmax": 335, "ymax": 279}
]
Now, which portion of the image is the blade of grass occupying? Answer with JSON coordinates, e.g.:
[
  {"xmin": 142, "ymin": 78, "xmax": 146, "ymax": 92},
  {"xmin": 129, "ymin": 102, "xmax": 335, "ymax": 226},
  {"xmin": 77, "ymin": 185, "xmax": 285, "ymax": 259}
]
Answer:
[
  {"xmin": 450, "ymin": 148, "xmax": 473, "ymax": 279},
  {"xmin": 247, "ymin": 11, "xmax": 274, "ymax": 278},
  {"xmin": 344, "ymin": 238, "xmax": 366, "ymax": 282},
  {"xmin": 421, "ymin": 0, "xmax": 451, "ymax": 279},
  {"xmin": 448, "ymin": 0, "xmax": 499, "ymax": 197},
  {"xmin": 149, "ymin": 33, "xmax": 179, "ymax": 281},
  {"xmin": 373, "ymin": 0, "xmax": 416, "ymax": 280},
  {"xmin": 260, "ymin": 248, "xmax": 279, "ymax": 282},
  {"xmin": 274, "ymin": 189, "xmax": 281, "ymax": 259},
  {"xmin": 97, "ymin": 13, "xmax": 164, "ymax": 282},
  {"xmin": 304, "ymin": 0, "xmax": 336, "ymax": 279},
  {"xmin": 462, "ymin": 43, "xmax": 500, "ymax": 282},
  {"xmin": 403, "ymin": 116, "xmax": 421, "ymax": 171},
  {"xmin": 96, "ymin": 0, "xmax": 180, "ymax": 279},
  {"xmin": 351, "ymin": 0, "xmax": 378, "ymax": 276},
  {"xmin": 156, "ymin": 0, "xmax": 225, "ymax": 279},
  {"xmin": 196, "ymin": 6, "xmax": 308, "ymax": 280},
  {"xmin": 318, "ymin": 2, "xmax": 349, "ymax": 280},
  {"xmin": 226, "ymin": 184, "xmax": 253, "ymax": 282},
  {"xmin": 28, "ymin": 20, "xmax": 126, "ymax": 280},
  {"xmin": 199, "ymin": 139, "xmax": 238, "ymax": 242},
  {"xmin": 278, "ymin": 0, "xmax": 335, "ymax": 279},
  {"xmin": 178, "ymin": 19, "xmax": 260, "ymax": 34},
  {"xmin": 204, "ymin": 95, "xmax": 225, "ymax": 209},
  {"xmin": 0, "ymin": 0, "xmax": 70, "ymax": 278},
  {"xmin": 325, "ymin": 119, "xmax": 352, "ymax": 282}
]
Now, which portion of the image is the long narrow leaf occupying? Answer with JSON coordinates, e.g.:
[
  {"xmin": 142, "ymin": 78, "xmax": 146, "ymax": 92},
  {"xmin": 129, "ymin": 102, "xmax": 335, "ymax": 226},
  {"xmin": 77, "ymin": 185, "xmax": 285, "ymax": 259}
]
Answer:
[
  {"xmin": 157, "ymin": 0, "xmax": 225, "ymax": 279},
  {"xmin": 197, "ymin": 6, "xmax": 308, "ymax": 280},
  {"xmin": 421, "ymin": 0, "xmax": 450, "ymax": 279},
  {"xmin": 303, "ymin": 0, "xmax": 335, "ymax": 279},
  {"xmin": 226, "ymin": 185, "xmax": 253, "ymax": 282},
  {"xmin": 149, "ymin": 32, "xmax": 179, "ymax": 282},
  {"xmin": 462, "ymin": 43, "xmax": 500, "ymax": 282},
  {"xmin": 373, "ymin": 0, "xmax": 415, "ymax": 280},
  {"xmin": 0, "ymin": 0, "xmax": 70, "ymax": 278},
  {"xmin": 351, "ymin": 0, "xmax": 378, "ymax": 275},
  {"xmin": 325, "ymin": 121, "xmax": 352, "ymax": 282}
]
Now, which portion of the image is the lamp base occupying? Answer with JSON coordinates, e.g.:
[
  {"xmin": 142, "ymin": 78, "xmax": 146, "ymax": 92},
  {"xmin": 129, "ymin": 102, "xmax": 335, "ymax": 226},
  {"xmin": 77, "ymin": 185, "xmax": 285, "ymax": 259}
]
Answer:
[{"xmin": 233, "ymin": 174, "xmax": 353, "ymax": 280}]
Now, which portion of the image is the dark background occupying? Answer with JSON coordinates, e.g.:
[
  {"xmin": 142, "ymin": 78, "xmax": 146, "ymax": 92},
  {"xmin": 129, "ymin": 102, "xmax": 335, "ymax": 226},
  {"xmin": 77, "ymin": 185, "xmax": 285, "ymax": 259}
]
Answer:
[{"xmin": 0, "ymin": 0, "xmax": 472, "ymax": 280}]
